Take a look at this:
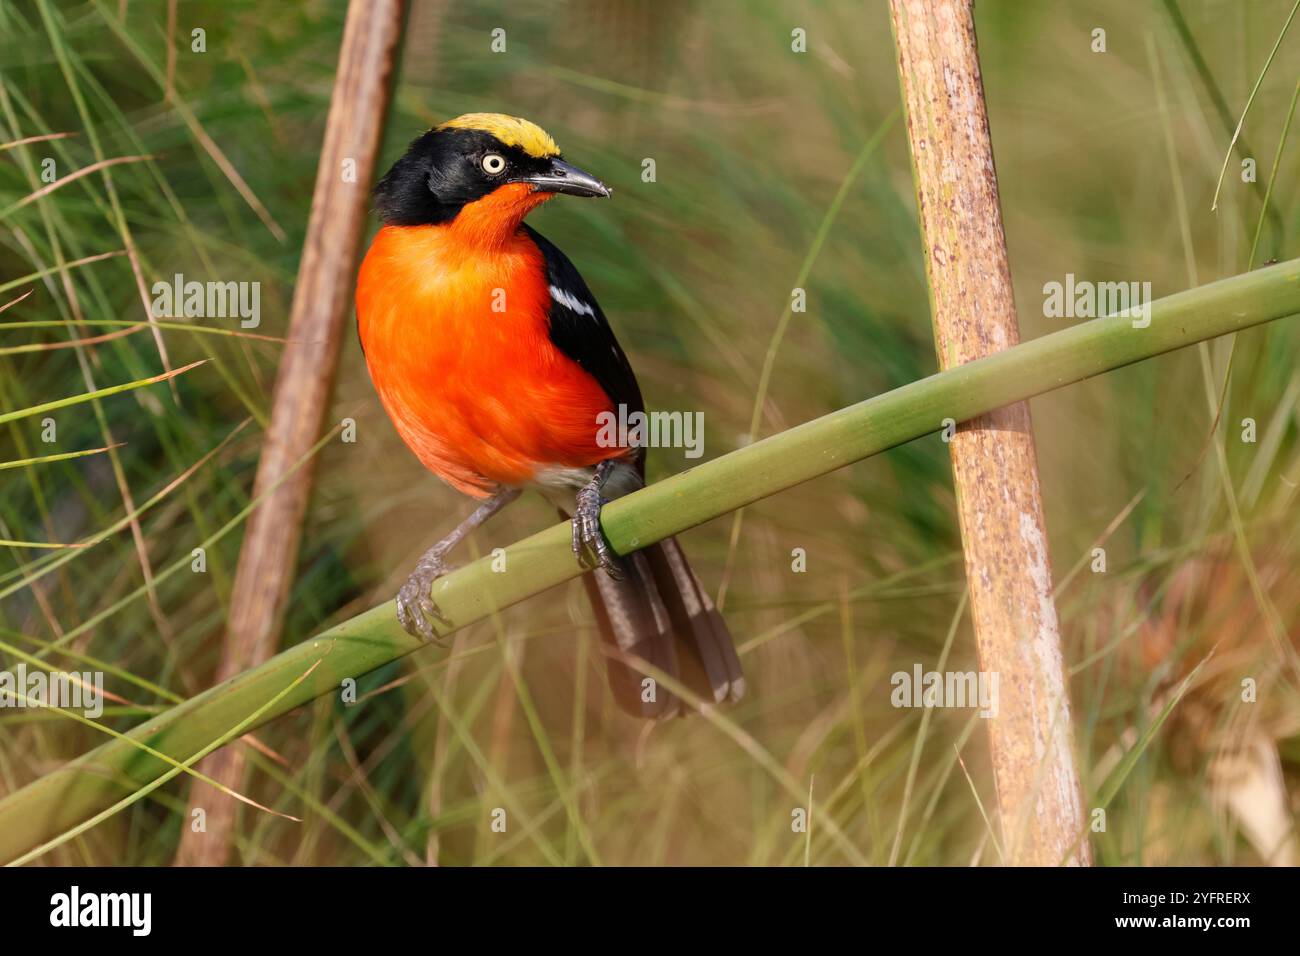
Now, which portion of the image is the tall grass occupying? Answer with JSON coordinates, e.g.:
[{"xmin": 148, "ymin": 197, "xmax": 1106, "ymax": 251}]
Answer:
[{"xmin": 1, "ymin": 0, "xmax": 1298, "ymax": 866}]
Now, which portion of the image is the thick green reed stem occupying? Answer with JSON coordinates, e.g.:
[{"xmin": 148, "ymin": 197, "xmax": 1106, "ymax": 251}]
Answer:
[{"xmin": 2, "ymin": 258, "xmax": 1297, "ymax": 863}]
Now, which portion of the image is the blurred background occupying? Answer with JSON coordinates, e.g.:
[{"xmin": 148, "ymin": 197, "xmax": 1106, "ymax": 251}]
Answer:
[{"xmin": 1, "ymin": 0, "xmax": 1298, "ymax": 865}]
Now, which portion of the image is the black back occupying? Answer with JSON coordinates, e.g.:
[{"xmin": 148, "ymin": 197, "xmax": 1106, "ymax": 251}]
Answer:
[{"xmin": 525, "ymin": 225, "xmax": 646, "ymax": 463}]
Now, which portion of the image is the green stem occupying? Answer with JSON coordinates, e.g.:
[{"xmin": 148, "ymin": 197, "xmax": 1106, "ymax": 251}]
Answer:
[{"xmin": 2, "ymin": 259, "xmax": 1299, "ymax": 864}]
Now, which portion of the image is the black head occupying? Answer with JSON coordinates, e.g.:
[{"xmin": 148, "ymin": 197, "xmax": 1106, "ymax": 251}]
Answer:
[{"xmin": 373, "ymin": 113, "xmax": 610, "ymax": 226}]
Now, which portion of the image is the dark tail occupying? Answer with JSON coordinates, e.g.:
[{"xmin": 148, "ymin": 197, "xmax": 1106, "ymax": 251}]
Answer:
[{"xmin": 581, "ymin": 536, "xmax": 744, "ymax": 719}]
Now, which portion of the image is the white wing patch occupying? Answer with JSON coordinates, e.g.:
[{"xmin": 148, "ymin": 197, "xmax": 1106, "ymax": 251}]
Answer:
[{"xmin": 549, "ymin": 284, "xmax": 596, "ymax": 318}]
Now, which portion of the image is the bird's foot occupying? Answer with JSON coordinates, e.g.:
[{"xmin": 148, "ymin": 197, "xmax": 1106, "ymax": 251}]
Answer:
[
  {"xmin": 396, "ymin": 552, "xmax": 457, "ymax": 641},
  {"xmin": 572, "ymin": 464, "xmax": 623, "ymax": 580}
]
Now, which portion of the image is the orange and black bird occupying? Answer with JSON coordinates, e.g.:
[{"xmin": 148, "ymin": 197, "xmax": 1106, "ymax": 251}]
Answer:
[{"xmin": 355, "ymin": 113, "xmax": 743, "ymax": 718}]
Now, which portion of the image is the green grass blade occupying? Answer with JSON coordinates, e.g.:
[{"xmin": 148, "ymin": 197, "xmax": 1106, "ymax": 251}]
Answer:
[
  {"xmin": 0, "ymin": 443, "xmax": 120, "ymax": 471},
  {"xmin": 0, "ymin": 359, "xmax": 204, "ymax": 426}
]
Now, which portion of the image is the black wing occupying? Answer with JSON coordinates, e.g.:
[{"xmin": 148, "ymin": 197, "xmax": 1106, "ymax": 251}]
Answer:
[{"xmin": 525, "ymin": 224, "xmax": 644, "ymax": 422}]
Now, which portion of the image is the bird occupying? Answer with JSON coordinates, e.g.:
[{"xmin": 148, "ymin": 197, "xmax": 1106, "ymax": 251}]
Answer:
[{"xmin": 355, "ymin": 113, "xmax": 744, "ymax": 718}]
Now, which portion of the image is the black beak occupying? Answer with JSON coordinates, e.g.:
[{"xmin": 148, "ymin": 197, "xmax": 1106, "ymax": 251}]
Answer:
[{"xmin": 519, "ymin": 158, "xmax": 611, "ymax": 198}]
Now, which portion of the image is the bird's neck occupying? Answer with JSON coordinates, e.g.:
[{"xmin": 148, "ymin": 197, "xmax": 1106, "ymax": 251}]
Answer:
[{"xmin": 439, "ymin": 183, "xmax": 552, "ymax": 257}]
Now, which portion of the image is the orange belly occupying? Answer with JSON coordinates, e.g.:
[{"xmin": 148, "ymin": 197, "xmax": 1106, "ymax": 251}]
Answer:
[{"xmin": 356, "ymin": 217, "xmax": 618, "ymax": 498}]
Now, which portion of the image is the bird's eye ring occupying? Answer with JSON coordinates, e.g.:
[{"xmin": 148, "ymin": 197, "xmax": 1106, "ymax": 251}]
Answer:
[{"xmin": 481, "ymin": 153, "xmax": 506, "ymax": 175}]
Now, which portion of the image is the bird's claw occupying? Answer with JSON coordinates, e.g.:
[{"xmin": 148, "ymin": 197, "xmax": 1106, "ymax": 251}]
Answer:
[
  {"xmin": 572, "ymin": 481, "xmax": 623, "ymax": 580},
  {"xmin": 396, "ymin": 554, "xmax": 456, "ymax": 642}
]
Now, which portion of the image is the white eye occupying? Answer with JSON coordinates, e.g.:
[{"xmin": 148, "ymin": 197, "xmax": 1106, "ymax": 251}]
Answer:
[{"xmin": 481, "ymin": 153, "xmax": 506, "ymax": 175}]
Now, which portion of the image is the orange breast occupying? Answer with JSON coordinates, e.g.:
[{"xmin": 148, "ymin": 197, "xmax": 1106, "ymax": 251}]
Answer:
[{"xmin": 355, "ymin": 200, "xmax": 618, "ymax": 498}]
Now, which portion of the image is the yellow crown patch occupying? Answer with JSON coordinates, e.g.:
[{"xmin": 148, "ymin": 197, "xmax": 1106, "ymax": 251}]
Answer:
[{"xmin": 436, "ymin": 113, "xmax": 560, "ymax": 159}]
